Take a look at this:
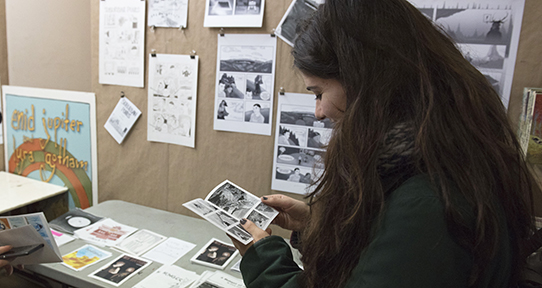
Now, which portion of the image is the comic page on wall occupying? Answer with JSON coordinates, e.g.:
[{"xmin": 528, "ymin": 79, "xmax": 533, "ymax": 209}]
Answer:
[
  {"xmin": 213, "ymin": 34, "xmax": 276, "ymax": 136},
  {"xmin": 204, "ymin": 0, "xmax": 265, "ymax": 27},
  {"xmin": 272, "ymin": 93, "xmax": 333, "ymax": 194},
  {"xmin": 148, "ymin": 0, "xmax": 188, "ymax": 28},
  {"xmin": 148, "ymin": 54, "xmax": 199, "ymax": 148},
  {"xmin": 408, "ymin": 0, "xmax": 525, "ymax": 108},
  {"xmin": 2, "ymin": 86, "xmax": 98, "ymax": 209},
  {"xmin": 99, "ymin": 0, "xmax": 146, "ymax": 87}
]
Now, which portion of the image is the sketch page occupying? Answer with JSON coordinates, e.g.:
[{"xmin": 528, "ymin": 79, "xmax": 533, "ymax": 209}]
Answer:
[
  {"xmin": 183, "ymin": 180, "xmax": 279, "ymax": 244},
  {"xmin": 133, "ymin": 265, "xmax": 199, "ymax": 288},
  {"xmin": 204, "ymin": 0, "xmax": 265, "ymax": 28},
  {"xmin": 213, "ymin": 34, "xmax": 276, "ymax": 135},
  {"xmin": 104, "ymin": 96, "xmax": 142, "ymax": 144},
  {"xmin": 407, "ymin": 0, "xmax": 525, "ymax": 109},
  {"xmin": 275, "ymin": 0, "xmax": 322, "ymax": 47},
  {"xmin": 99, "ymin": 0, "xmax": 146, "ymax": 87},
  {"xmin": 148, "ymin": 54, "xmax": 199, "ymax": 148},
  {"xmin": 148, "ymin": 0, "xmax": 188, "ymax": 28},
  {"xmin": 272, "ymin": 93, "xmax": 332, "ymax": 194}
]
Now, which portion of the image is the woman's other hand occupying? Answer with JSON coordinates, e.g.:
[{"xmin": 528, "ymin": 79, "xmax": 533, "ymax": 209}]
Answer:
[
  {"xmin": 228, "ymin": 219, "xmax": 271, "ymax": 256},
  {"xmin": 0, "ymin": 245, "xmax": 14, "ymax": 276},
  {"xmin": 262, "ymin": 194, "xmax": 309, "ymax": 232}
]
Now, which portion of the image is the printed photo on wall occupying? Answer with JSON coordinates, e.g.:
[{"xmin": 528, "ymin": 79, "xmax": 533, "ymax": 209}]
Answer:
[
  {"xmin": 148, "ymin": 0, "xmax": 189, "ymax": 28},
  {"xmin": 407, "ymin": 0, "xmax": 526, "ymax": 108},
  {"xmin": 271, "ymin": 92, "xmax": 333, "ymax": 194},
  {"xmin": 275, "ymin": 0, "xmax": 323, "ymax": 47},
  {"xmin": 213, "ymin": 34, "xmax": 276, "ymax": 135},
  {"xmin": 99, "ymin": 0, "xmax": 146, "ymax": 87},
  {"xmin": 147, "ymin": 53, "xmax": 199, "ymax": 148},
  {"xmin": 204, "ymin": 0, "xmax": 265, "ymax": 27}
]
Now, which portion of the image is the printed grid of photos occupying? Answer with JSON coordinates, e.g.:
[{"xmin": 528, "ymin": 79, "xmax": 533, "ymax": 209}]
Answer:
[
  {"xmin": 422, "ymin": 3, "xmax": 514, "ymax": 96},
  {"xmin": 208, "ymin": 0, "xmax": 263, "ymax": 16},
  {"xmin": 216, "ymin": 45, "xmax": 273, "ymax": 124},
  {"xmin": 184, "ymin": 182, "xmax": 278, "ymax": 244},
  {"xmin": 275, "ymin": 103, "xmax": 333, "ymax": 185}
]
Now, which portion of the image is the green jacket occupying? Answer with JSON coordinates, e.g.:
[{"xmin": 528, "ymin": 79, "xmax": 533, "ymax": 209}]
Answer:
[{"xmin": 240, "ymin": 175, "xmax": 511, "ymax": 287}]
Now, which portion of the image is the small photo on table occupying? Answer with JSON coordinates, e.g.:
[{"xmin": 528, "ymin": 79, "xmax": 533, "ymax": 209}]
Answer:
[
  {"xmin": 89, "ymin": 254, "xmax": 152, "ymax": 287},
  {"xmin": 190, "ymin": 238, "xmax": 238, "ymax": 270}
]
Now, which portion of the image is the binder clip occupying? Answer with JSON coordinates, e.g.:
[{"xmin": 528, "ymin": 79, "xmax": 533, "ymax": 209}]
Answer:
[
  {"xmin": 151, "ymin": 49, "xmax": 157, "ymax": 57},
  {"xmin": 271, "ymin": 28, "xmax": 276, "ymax": 37},
  {"xmin": 150, "ymin": 25, "xmax": 155, "ymax": 33},
  {"xmin": 220, "ymin": 28, "xmax": 225, "ymax": 37},
  {"xmin": 279, "ymin": 87, "xmax": 285, "ymax": 95},
  {"xmin": 190, "ymin": 50, "xmax": 197, "ymax": 59},
  {"xmin": 120, "ymin": 91, "xmax": 125, "ymax": 98}
]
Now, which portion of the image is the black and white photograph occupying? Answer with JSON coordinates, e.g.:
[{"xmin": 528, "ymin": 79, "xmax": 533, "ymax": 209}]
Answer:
[
  {"xmin": 457, "ymin": 43, "xmax": 507, "ymax": 69},
  {"xmin": 219, "ymin": 45, "xmax": 274, "ymax": 74},
  {"xmin": 244, "ymin": 102, "xmax": 270, "ymax": 124},
  {"xmin": 227, "ymin": 224, "xmax": 252, "ymax": 243},
  {"xmin": 275, "ymin": 0, "xmax": 322, "ymax": 47},
  {"xmin": 255, "ymin": 202, "xmax": 278, "ymax": 218},
  {"xmin": 235, "ymin": 0, "xmax": 263, "ymax": 15},
  {"xmin": 190, "ymin": 238, "xmax": 238, "ymax": 270},
  {"xmin": 216, "ymin": 99, "xmax": 244, "ymax": 121},
  {"xmin": 247, "ymin": 210, "xmax": 271, "ymax": 229},
  {"xmin": 207, "ymin": 182, "xmax": 259, "ymax": 219},
  {"xmin": 435, "ymin": 8, "xmax": 513, "ymax": 46},
  {"xmin": 183, "ymin": 199, "xmax": 218, "ymax": 216},
  {"xmin": 280, "ymin": 104, "xmax": 333, "ymax": 128},
  {"xmin": 89, "ymin": 254, "xmax": 152, "ymax": 287},
  {"xmin": 206, "ymin": 211, "xmax": 238, "ymax": 229}
]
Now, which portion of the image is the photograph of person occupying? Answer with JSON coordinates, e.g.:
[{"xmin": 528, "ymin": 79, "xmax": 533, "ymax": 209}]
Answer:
[
  {"xmin": 192, "ymin": 239, "xmax": 238, "ymax": 269},
  {"xmin": 92, "ymin": 255, "xmax": 148, "ymax": 285},
  {"xmin": 228, "ymin": 1, "xmax": 538, "ymax": 288}
]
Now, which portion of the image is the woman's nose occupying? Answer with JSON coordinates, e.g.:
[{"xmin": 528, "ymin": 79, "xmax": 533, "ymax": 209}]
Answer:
[{"xmin": 315, "ymin": 100, "xmax": 325, "ymax": 120}]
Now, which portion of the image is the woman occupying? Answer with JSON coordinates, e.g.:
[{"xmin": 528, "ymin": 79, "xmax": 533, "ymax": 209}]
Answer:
[{"xmin": 229, "ymin": 0, "xmax": 538, "ymax": 287}]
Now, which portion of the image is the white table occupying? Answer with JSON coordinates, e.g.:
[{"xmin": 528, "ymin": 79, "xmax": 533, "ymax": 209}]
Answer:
[{"xmin": 0, "ymin": 171, "xmax": 68, "ymax": 214}]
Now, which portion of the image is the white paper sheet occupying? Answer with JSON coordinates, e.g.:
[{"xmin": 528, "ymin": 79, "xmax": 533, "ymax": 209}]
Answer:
[
  {"xmin": 133, "ymin": 265, "xmax": 199, "ymax": 288},
  {"xmin": 51, "ymin": 229, "xmax": 76, "ymax": 247},
  {"xmin": 148, "ymin": 0, "xmax": 188, "ymax": 28},
  {"xmin": 147, "ymin": 54, "xmax": 199, "ymax": 147},
  {"xmin": 271, "ymin": 93, "xmax": 332, "ymax": 194},
  {"xmin": 407, "ymin": 0, "xmax": 525, "ymax": 108},
  {"xmin": 141, "ymin": 237, "xmax": 196, "ymax": 265},
  {"xmin": 99, "ymin": 0, "xmax": 146, "ymax": 87},
  {"xmin": 104, "ymin": 97, "xmax": 142, "ymax": 144},
  {"xmin": 114, "ymin": 229, "xmax": 166, "ymax": 256},
  {"xmin": 204, "ymin": 0, "xmax": 265, "ymax": 28},
  {"xmin": 213, "ymin": 34, "xmax": 277, "ymax": 136}
]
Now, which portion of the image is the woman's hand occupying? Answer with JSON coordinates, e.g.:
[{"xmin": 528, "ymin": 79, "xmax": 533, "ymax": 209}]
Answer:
[
  {"xmin": 262, "ymin": 194, "xmax": 309, "ymax": 232},
  {"xmin": 228, "ymin": 219, "xmax": 271, "ymax": 256},
  {"xmin": 0, "ymin": 245, "xmax": 14, "ymax": 276}
]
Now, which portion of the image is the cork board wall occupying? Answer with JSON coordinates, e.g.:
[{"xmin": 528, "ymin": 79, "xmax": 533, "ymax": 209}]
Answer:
[{"xmin": 89, "ymin": 0, "xmax": 542, "ymax": 232}]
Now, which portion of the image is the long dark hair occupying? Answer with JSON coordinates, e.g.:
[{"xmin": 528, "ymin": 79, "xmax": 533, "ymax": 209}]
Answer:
[{"xmin": 292, "ymin": 0, "xmax": 536, "ymax": 287}]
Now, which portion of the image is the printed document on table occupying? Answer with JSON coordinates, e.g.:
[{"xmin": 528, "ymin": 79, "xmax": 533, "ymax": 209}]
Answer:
[{"xmin": 142, "ymin": 237, "xmax": 196, "ymax": 265}]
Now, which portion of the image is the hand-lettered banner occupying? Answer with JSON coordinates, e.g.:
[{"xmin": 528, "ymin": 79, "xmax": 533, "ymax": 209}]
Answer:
[{"xmin": 2, "ymin": 86, "xmax": 98, "ymax": 209}]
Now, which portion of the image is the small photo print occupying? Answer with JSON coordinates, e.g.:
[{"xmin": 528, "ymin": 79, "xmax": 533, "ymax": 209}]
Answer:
[
  {"xmin": 246, "ymin": 210, "xmax": 271, "ymax": 229},
  {"xmin": 89, "ymin": 254, "xmax": 152, "ymax": 287},
  {"xmin": 206, "ymin": 182, "xmax": 260, "ymax": 219},
  {"xmin": 206, "ymin": 211, "xmax": 239, "ymax": 229},
  {"xmin": 244, "ymin": 102, "xmax": 270, "ymax": 124},
  {"xmin": 183, "ymin": 199, "xmax": 219, "ymax": 216},
  {"xmin": 227, "ymin": 225, "xmax": 252, "ymax": 243},
  {"xmin": 190, "ymin": 238, "xmax": 238, "ymax": 270}
]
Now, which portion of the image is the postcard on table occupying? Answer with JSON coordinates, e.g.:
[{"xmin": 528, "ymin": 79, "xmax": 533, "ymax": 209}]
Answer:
[
  {"xmin": 89, "ymin": 254, "xmax": 152, "ymax": 287},
  {"xmin": 182, "ymin": 180, "xmax": 278, "ymax": 245},
  {"xmin": 74, "ymin": 218, "xmax": 138, "ymax": 247},
  {"xmin": 133, "ymin": 264, "xmax": 199, "ymax": 288},
  {"xmin": 49, "ymin": 208, "xmax": 104, "ymax": 234},
  {"xmin": 190, "ymin": 238, "xmax": 238, "ymax": 270},
  {"xmin": 114, "ymin": 229, "xmax": 167, "ymax": 256},
  {"xmin": 62, "ymin": 244, "xmax": 112, "ymax": 271}
]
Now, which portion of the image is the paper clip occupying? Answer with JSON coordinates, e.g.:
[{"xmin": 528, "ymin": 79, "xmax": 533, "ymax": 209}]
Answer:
[
  {"xmin": 279, "ymin": 87, "xmax": 285, "ymax": 95},
  {"xmin": 220, "ymin": 28, "xmax": 225, "ymax": 37},
  {"xmin": 151, "ymin": 49, "xmax": 157, "ymax": 57},
  {"xmin": 190, "ymin": 50, "xmax": 197, "ymax": 59}
]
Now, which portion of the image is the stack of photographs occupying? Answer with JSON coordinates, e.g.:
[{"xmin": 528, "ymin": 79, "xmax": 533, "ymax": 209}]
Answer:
[{"xmin": 183, "ymin": 180, "xmax": 278, "ymax": 245}]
